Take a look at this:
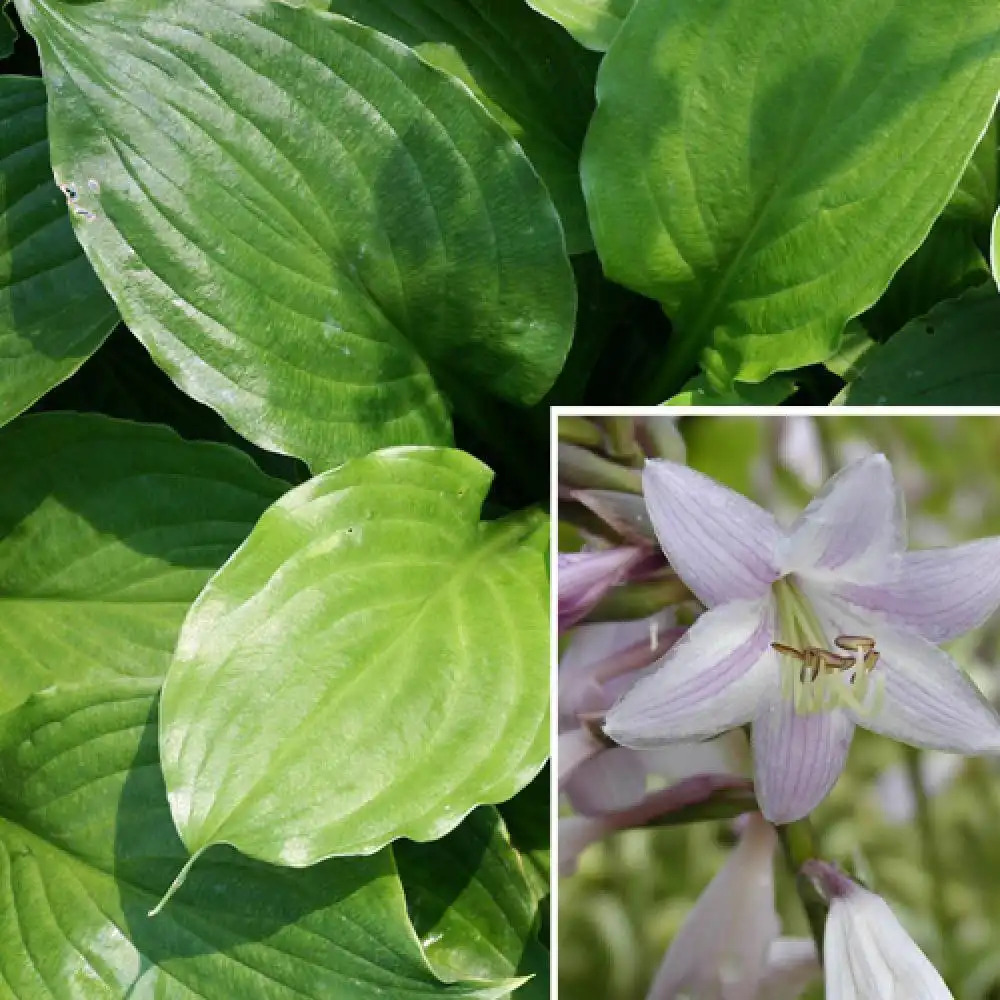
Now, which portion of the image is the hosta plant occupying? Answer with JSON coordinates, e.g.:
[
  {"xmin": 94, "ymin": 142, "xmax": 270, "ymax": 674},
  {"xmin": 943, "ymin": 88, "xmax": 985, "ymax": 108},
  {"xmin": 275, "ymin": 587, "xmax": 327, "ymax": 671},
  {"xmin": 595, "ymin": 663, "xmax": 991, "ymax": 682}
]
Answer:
[{"xmin": 0, "ymin": 0, "xmax": 559, "ymax": 994}]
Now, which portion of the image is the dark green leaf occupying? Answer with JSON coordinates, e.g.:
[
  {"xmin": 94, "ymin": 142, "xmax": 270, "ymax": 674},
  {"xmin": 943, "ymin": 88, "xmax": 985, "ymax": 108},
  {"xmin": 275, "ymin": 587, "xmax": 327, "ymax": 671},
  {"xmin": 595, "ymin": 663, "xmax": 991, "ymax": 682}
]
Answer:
[
  {"xmin": 0, "ymin": 680, "xmax": 514, "ymax": 998},
  {"xmin": 0, "ymin": 412, "xmax": 283, "ymax": 714},
  {"xmin": 16, "ymin": 0, "xmax": 576, "ymax": 471},
  {"xmin": 844, "ymin": 285, "xmax": 1000, "ymax": 403},
  {"xmin": 0, "ymin": 75, "xmax": 117, "ymax": 427},
  {"xmin": 396, "ymin": 807, "xmax": 542, "ymax": 984}
]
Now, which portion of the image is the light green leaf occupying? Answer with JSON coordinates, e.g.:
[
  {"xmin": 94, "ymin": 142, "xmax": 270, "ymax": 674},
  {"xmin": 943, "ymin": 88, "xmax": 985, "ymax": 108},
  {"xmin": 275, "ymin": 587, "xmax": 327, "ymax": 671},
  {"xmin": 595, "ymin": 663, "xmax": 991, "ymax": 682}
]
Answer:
[
  {"xmin": 944, "ymin": 115, "xmax": 997, "ymax": 226},
  {"xmin": 664, "ymin": 373, "xmax": 796, "ymax": 406},
  {"xmin": 0, "ymin": 680, "xmax": 514, "ymax": 998},
  {"xmin": 844, "ymin": 285, "xmax": 1000, "ymax": 404},
  {"xmin": 582, "ymin": 0, "xmax": 1000, "ymax": 393},
  {"xmin": 0, "ymin": 76, "xmax": 117, "ymax": 427},
  {"xmin": 16, "ymin": 0, "xmax": 576, "ymax": 472},
  {"xmin": 0, "ymin": 412, "xmax": 284, "ymax": 714},
  {"xmin": 159, "ymin": 446, "xmax": 549, "ymax": 872},
  {"xmin": 523, "ymin": 0, "xmax": 633, "ymax": 51},
  {"xmin": 396, "ymin": 807, "xmax": 543, "ymax": 985},
  {"xmin": 315, "ymin": 0, "xmax": 597, "ymax": 254}
]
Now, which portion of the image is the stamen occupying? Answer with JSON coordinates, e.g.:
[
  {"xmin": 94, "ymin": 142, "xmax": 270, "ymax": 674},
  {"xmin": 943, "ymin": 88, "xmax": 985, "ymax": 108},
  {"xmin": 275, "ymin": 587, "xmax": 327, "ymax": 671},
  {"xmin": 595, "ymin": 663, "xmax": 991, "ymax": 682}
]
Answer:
[{"xmin": 772, "ymin": 636, "xmax": 882, "ymax": 715}]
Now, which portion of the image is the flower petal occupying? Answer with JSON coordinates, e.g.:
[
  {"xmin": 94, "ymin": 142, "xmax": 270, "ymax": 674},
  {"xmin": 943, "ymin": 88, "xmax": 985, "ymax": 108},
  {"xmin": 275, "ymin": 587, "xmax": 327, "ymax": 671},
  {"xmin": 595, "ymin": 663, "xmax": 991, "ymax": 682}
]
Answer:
[
  {"xmin": 558, "ymin": 816, "xmax": 612, "ymax": 878},
  {"xmin": 809, "ymin": 592, "xmax": 1000, "ymax": 753},
  {"xmin": 558, "ymin": 546, "xmax": 647, "ymax": 632},
  {"xmin": 758, "ymin": 938, "xmax": 821, "ymax": 1000},
  {"xmin": 564, "ymin": 746, "xmax": 648, "ymax": 816},
  {"xmin": 604, "ymin": 598, "xmax": 775, "ymax": 745},
  {"xmin": 779, "ymin": 453, "xmax": 904, "ymax": 585},
  {"xmin": 647, "ymin": 813, "xmax": 780, "ymax": 1000},
  {"xmin": 834, "ymin": 537, "xmax": 1000, "ymax": 642},
  {"xmin": 753, "ymin": 696, "xmax": 855, "ymax": 824},
  {"xmin": 557, "ymin": 728, "xmax": 602, "ymax": 786},
  {"xmin": 642, "ymin": 460, "xmax": 782, "ymax": 607},
  {"xmin": 571, "ymin": 489, "xmax": 656, "ymax": 544},
  {"xmin": 825, "ymin": 885, "xmax": 954, "ymax": 1000}
]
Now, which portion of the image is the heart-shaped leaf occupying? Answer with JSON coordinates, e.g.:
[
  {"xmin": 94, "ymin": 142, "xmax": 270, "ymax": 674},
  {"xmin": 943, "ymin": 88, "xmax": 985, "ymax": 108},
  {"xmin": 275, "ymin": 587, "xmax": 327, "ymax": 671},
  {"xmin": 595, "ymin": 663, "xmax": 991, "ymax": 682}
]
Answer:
[
  {"xmin": 159, "ymin": 446, "xmax": 549, "ymax": 875},
  {"xmin": 0, "ymin": 413, "xmax": 284, "ymax": 713},
  {"xmin": 524, "ymin": 0, "xmax": 634, "ymax": 51},
  {"xmin": 15, "ymin": 0, "xmax": 576, "ymax": 471},
  {"xmin": 318, "ymin": 0, "xmax": 597, "ymax": 254},
  {"xmin": 582, "ymin": 0, "xmax": 1000, "ymax": 393},
  {"xmin": 0, "ymin": 76, "xmax": 117, "ymax": 427},
  {"xmin": 0, "ymin": 680, "xmax": 514, "ymax": 998},
  {"xmin": 396, "ymin": 806, "xmax": 543, "ymax": 985},
  {"xmin": 844, "ymin": 285, "xmax": 1000, "ymax": 403}
]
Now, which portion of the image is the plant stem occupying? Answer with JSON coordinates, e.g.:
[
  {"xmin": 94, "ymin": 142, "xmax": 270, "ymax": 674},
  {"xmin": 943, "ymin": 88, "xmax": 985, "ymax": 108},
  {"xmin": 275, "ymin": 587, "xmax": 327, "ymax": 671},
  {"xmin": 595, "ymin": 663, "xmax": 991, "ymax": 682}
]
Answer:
[
  {"xmin": 904, "ymin": 746, "xmax": 952, "ymax": 972},
  {"xmin": 776, "ymin": 817, "xmax": 827, "ymax": 961}
]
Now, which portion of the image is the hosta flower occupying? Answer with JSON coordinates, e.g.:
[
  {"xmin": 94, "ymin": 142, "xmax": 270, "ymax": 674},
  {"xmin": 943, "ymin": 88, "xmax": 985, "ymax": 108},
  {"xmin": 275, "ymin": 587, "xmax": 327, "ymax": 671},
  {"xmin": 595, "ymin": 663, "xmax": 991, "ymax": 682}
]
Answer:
[
  {"xmin": 558, "ymin": 546, "xmax": 662, "ymax": 632},
  {"xmin": 805, "ymin": 862, "xmax": 953, "ymax": 999},
  {"xmin": 605, "ymin": 454, "xmax": 1000, "ymax": 823},
  {"xmin": 647, "ymin": 813, "xmax": 818, "ymax": 1000}
]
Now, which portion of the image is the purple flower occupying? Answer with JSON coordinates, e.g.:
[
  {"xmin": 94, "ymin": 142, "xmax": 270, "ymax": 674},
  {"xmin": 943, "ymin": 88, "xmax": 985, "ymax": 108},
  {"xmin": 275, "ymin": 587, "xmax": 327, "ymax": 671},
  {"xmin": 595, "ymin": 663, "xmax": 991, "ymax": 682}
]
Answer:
[{"xmin": 605, "ymin": 454, "xmax": 1000, "ymax": 823}]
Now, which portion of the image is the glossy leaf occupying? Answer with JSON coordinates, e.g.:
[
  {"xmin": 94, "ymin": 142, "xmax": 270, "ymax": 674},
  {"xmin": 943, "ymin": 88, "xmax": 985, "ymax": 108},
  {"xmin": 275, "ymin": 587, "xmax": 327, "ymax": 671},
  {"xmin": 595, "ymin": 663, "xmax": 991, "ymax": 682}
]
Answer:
[
  {"xmin": 396, "ymin": 807, "xmax": 543, "ymax": 985},
  {"xmin": 0, "ymin": 412, "xmax": 284, "ymax": 714},
  {"xmin": 524, "ymin": 0, "xmax": 633, "ymax": 51},
  {"xmin": 318, "ymin": 0, "xmax": 597, "ymax": 254},
  {"xmin": 582, "ymin": 0, "xmax": 1000, "ymax": 393},
  {"xmin": 16, "ymin": 0, "xmax": 576, "ymax": 471},
  {"xmin": 497, "ymin": 766, "xmax": 551, "ymax": 906},
  {"xmin": 0, "ymin": 680, "xmax": 514, "ymax": 998},
  {"xmin": 0, "ymin": 75, "xmax": 117, "ymax": 427},
  {"xmin": 0, "ymin": 8, "xmax": 17, "ymax": 58},
  {"xmin": 159, "ymin": 447, "xmax": 549, "ymax": 870},
  {"xmin": 844, "ymin": 285, "xmax": 1000, "ymax": 403}
]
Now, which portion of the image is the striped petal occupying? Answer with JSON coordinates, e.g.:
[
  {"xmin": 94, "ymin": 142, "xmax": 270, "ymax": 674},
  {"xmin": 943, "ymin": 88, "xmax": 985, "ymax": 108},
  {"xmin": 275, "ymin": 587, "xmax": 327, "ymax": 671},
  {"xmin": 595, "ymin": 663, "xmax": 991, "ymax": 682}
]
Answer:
[
  {"xmin": 835, "ymin": 537, "xmax": 1000, "ymax": 642},
  {"xmin": 605, "ymin": 598, "xmax": 774, "ymax": 746},
  {"xmin": 780, "ymin": 453, "xmax": 904, "ymax": 585},
  {"xmin": 753, "ymin": 695, "xmax": 855, "ymax": 824},
  {"xmin": 642, "ymin": 460, "xmax": 782, "ymax": 607}
]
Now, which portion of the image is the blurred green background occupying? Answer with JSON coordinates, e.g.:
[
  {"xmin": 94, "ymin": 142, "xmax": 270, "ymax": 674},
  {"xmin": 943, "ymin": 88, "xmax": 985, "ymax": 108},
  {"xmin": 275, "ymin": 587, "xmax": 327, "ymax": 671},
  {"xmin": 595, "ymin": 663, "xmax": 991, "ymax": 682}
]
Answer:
[{"xmin": 559, "ymin": 414, "xmax": 1000, "ymax": 1000}]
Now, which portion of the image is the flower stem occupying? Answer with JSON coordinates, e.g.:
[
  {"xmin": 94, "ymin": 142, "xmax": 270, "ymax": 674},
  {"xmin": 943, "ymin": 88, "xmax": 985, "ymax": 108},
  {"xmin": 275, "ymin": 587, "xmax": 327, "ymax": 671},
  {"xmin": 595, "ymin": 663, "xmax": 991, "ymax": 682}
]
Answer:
[
  {"xmin": 776, "ymin": 817, "xmax": 827, "ymax": 962},
  {"xmin": 904, "ymin": 746, "xmax": 952, "ymax": 974}
]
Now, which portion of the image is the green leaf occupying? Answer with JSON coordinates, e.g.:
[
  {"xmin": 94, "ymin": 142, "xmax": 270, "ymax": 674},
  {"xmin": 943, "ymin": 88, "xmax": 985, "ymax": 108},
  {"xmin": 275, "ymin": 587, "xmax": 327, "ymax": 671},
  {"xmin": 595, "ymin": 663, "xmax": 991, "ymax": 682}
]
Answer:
[
  {"xmin": 0, "ymin": 75, "xmax": 117, "ymax": 427},
  {"xmin": 159, "ymin": 446, "xmax": 549, "ymax": 870},
  {"xmin": 497, "ymin": 766, "xmax": 551, "ymax": 905},
  {"xmin": 992, "ymin": 209, "xmax": 999, "ymax": 289},
  {"xmin": 0, "ymin": 680, "xmax": 514, "ymax": 998},
  {"xmin": 582, "ymin": 0, "xmax": 1000, "ymax": 394},
  {"xmin": 16, "ymin": 0, "xmax": 576, "ymax": 472},
  {"xmin": 864, "ymin": 221, "xmax": 990, "ymax": 339},
  {"xmin": 0, "ymin": 412, "xmax": 284, "ymax": 714},
  {"xmin": 523, "ymin": 0, "xmax": 633, "ymax": 51},
  {"xmin": 664, "ymin": 373, "xmax": 796, "ymax": 405},
  {"xmin": 843, "ymin": 285, "xmax": 1000, "ymax": 403},
  {"xmin": 396, "ymin": 807, "xmax": 542, "ymax": 984},
  {"xmin": 316, "ymin": 0, "xmax": 597, "ymax": 254},
  {"xmin": 944, "ymin": 115, "xmax": 997, "ymax": 226}
]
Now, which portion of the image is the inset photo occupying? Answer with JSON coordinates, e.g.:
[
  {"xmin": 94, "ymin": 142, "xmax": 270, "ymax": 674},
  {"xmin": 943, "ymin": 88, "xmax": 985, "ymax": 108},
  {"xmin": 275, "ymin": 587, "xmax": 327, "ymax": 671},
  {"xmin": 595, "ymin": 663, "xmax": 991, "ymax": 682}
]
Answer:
[{"xmin": 557, "ymin": 412, "xmax": 1000, "ymax": 1000}]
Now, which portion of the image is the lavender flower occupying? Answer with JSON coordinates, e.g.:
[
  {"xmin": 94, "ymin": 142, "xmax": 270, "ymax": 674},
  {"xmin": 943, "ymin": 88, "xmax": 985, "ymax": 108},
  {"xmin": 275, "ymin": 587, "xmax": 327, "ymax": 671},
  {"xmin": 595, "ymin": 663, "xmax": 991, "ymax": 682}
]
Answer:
[{"xmin": 606, "ymin": 454, "xmax": 1000, "ymax": 823}]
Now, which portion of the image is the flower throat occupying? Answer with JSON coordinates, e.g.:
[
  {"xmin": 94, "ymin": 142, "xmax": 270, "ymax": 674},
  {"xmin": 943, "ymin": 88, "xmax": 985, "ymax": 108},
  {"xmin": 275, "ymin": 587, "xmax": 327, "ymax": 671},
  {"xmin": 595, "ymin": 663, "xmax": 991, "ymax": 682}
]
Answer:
[{"xmin": 772, "ymin": 578, "xmax": 883, "ymax": 715}]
